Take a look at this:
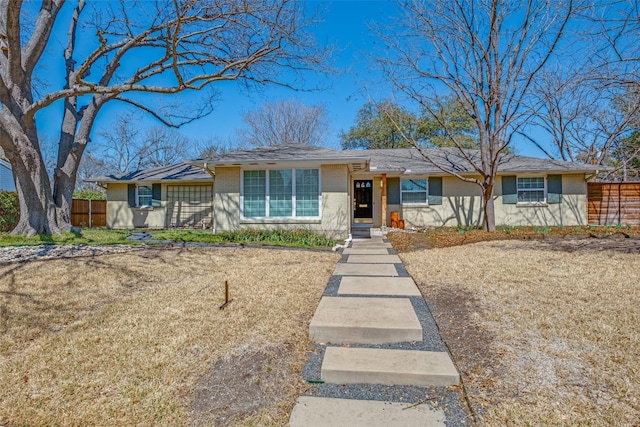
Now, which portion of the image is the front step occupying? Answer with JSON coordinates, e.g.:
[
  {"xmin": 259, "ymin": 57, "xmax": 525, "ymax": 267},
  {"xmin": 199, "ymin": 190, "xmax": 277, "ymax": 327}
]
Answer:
[
  {"xmin": 309, "ymin": 297, "xmax": 422, "ymax": 344},
  {"xmin": 289, "ymin": 396, "xmax": 446, "ymax": 427},
  {"xmin": 321, "ymin": 347, "xmax": 460, "ymax": 387}
]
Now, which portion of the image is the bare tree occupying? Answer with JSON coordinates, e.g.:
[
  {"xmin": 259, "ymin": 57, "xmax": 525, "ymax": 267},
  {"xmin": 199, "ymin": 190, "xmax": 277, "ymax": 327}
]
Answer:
[
  {"xmin": 143, "ymin": 126, "xmax": 192, "ymax": 168},
  {"xmin": 522, "ymin": 2, "xmax": 640, "ymax": 180},
  {"xmin": 237, "ymin": 98, "xmax": 329, "ymax": 146},
  {"xmin": 0, "ymin": 0, "xmax": 326, "ymax": 235},
  {"xmin": 380, "ymin": 0, "xmax": 577, "ymax": 231}
]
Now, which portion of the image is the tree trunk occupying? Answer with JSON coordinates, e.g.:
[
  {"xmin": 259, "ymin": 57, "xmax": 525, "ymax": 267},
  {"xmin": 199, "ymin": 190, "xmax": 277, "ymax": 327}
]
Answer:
[
  {"xmin": 8, "ymin": 132, "xmax": 72, "ymax": 237},
  {"xmin": 482, "ymin": 182, "xmax": 496, "ymax": 232}
]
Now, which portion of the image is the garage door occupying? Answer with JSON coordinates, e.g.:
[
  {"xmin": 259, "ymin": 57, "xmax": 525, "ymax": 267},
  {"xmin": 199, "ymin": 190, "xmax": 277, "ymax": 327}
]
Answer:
[{"xmin": 166, "ymin": 185, "xmax": 214, "ymax": 228}]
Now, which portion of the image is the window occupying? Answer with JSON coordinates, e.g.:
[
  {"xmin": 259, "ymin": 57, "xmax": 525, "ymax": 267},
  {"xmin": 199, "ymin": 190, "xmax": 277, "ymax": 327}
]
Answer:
[
  {"xmin": 517, "ymin": 177, "xmax": 545, "ymax": 204},
  {"xmin": 242, "ymin": 168, "xmax": 320, "ymax": 218},
  {"xmin": 401, "ymin": 179, "xmax": 427, "ymax": 204},
  {"xmin": 296, "ymin": 169, "xmax": 320, "ymax": 216},
  {"xmin": 137, "ymin": 185, "xmax": 153, "ymax": 207},
  {"xmin": 243, "ymin": 170, "xmax": 266, "ymax": 217}
]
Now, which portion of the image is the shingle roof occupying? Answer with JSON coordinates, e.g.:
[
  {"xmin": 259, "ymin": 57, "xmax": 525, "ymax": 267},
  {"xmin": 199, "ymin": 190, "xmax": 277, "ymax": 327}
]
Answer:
[
  {"xmin": 87, "ymin": 162, "xmax": 211, "ymax": 183},
  {"xmin": 345, "ymin": 148, "xmax": 605, "ymax": 175},
  {"xmin": 193, "ymin": 144, "xmax": 369, "ymax": 167},
  {"xmin": 90, "ymin": 145, "xmax": 605, "ymax": 183}
]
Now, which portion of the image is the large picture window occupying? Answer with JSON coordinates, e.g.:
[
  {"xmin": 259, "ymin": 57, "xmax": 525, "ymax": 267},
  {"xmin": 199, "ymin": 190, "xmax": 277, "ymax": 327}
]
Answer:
[
  {"xmin": 517, "ymin": 177, "xmax": 546, "ymax": 204},
  {"xmin": 401, "ymin": 179, "xmax": 428, "ymax": 204},
  {"xmin": 243, "ymin": 168, "xmax": 320, "ymax": 218}
]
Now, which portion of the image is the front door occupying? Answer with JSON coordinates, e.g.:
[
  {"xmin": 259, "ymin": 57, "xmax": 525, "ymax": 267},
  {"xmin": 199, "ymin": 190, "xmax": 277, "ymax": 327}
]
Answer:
[{"xmin": 354, "ymin": 180, "xmax": 373, "ymax": 219}]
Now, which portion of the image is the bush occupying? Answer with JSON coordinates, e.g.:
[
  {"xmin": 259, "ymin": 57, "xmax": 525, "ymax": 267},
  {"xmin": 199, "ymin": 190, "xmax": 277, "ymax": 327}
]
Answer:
[
  {"xmin": 0, "ymin": 191, "xmax": 19, "ymax": 232},
  {"xmin": 73, "ymin": 189, "xmax": 106, "ymax": 200}
]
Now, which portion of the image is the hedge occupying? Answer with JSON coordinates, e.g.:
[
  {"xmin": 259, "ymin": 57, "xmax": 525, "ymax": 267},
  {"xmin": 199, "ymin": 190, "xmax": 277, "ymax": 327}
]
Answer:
[{"xmin": 0, "ymin": 191, "xmax": 19, "ymax": 232}]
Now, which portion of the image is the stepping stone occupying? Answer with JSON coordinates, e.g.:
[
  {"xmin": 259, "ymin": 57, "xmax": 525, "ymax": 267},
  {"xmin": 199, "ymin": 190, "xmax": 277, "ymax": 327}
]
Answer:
[
  {"xmin": 342, "ymin": 248, "xmax": 390, "ymax": 255},
  {"xmin": 338, "ymin": 276, "xmax": 421, "ymax": 296},
  {"xmin": 321, "ymin": 347, "xmax": 460, "ymax": 387},
  {"xmin": 351, "ymin": 241, "xmax": 392, "ymax": 249},
  {"xmin": 333, "ymin": 263, "xmax": 398, "ymax": 277},
  {"xmin": 289, "ymin": 396, "xmax": 446, "ymax": 427},
  {"xmin": 309, "ymin": 297, "xmax": 422, "ymax": 344},
  {"xmin": 347, "ymin": 254, "xmax": 402, "ymax": 264}
]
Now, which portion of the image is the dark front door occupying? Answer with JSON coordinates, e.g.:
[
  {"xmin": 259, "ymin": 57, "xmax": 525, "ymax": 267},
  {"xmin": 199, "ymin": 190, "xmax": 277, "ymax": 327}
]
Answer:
[{"xmin": 354, "ymin": 180, "xmax": 373, "ymax": 218}]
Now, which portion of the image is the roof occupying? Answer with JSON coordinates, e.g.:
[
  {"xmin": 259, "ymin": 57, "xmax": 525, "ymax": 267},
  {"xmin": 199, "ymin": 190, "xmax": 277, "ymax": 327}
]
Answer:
[
  {"xmin": 344, "ymin": 148, "xmax": 606, "ymax": 175},
  {"xmin": 191, "ymin": 144, "xmax": 369, "ymax": 172},
  {"xmin": 0, "ymin": 159, "xmax": 10, "ymax": 171},
  {"xmin": 89, "ymin": 145, "xmax": 605, "ymax": 183},
  {"xmin": 87, "ymin": 162, "xmax": 212, "ymax": 183}
]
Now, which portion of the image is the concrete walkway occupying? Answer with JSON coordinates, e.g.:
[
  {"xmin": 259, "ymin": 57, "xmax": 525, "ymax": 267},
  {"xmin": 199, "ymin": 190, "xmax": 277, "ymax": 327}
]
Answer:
[{"xmin": 290, "ymin": 237, "xmax": 460, "ymax": 426}]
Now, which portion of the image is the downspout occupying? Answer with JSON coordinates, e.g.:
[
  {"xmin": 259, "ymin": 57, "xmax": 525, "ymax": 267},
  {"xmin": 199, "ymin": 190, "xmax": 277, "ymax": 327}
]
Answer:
[{"xmin": 203, "ymin": 163, "xmax": 216, "ymax": 233}]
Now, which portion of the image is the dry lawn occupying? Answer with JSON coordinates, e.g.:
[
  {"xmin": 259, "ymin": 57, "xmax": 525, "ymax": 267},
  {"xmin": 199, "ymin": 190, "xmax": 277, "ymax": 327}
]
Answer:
[
  {"xmin": 400, "ymin": 240, "xmax": 640, "ymax": 426},
  {"xmin": 0, "ymin": 246, "xmax": 339, "ymax": 426}
]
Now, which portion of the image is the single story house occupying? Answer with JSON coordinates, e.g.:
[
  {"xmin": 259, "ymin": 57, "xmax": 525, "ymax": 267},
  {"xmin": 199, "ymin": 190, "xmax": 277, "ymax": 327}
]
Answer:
[
  {"xmin": 89, "ymin": 144, "xmax": 604, "ymax": 238},
  {"xmin": 0, "ymin": 159, "xmax": 16, "ymax": 191}
]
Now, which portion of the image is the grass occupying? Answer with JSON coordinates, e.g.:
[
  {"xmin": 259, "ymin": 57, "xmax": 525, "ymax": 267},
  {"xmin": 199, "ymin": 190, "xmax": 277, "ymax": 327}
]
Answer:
[
  {"xmin": 399, "ymin": 240, "xmax": 640, "ymax": 425},
  {"xmin": 0, "ymin": 228, "xmax": 337, "ymax": 250},
  {"xmin": 0, "ymin": 246, "xmax": 339, "ymax": 425}
]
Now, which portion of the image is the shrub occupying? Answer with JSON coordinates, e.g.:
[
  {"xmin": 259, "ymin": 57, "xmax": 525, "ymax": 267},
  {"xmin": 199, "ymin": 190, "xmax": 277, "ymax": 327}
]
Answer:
[
  {"xmin": 73, "ymin": 189, "xmax": 106, "ymax": 200},
  {"xmin": 0, "ymin": 191, "xmax": 19, "ymax": 232}
]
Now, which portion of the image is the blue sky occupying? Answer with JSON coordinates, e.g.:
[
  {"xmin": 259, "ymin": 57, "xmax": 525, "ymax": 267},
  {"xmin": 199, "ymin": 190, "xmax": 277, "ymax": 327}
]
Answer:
[
  {"xmin": 34, "ymin": 1, "xmax": 547, "ymax": 158},
  {"xmin": 181, "ymin": 1, "xmax": 399, "ymax": 151}
]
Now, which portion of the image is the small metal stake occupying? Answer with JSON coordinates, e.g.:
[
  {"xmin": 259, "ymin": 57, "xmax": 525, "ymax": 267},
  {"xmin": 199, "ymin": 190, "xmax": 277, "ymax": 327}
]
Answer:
[{"xmin": 219, "ymin": 280, "xmax": 232, "ymax": 309}]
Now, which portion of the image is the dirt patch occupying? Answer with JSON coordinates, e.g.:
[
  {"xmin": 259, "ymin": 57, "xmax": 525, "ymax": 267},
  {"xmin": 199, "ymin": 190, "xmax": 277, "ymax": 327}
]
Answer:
[
  {"xmin": 388, "ymin": 226, "xmax": 640, "ymax": 253},
  {"xmin": 421, "ymin": 286, "xmax": 497, "ymax": 417},
  {"xmin": 192, "ymin": 342, "xmax": 305, "ymax": 426}
]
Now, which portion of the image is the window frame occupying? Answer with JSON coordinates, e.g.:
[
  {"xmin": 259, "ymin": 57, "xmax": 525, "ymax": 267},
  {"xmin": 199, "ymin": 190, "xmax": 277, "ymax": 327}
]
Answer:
[
  {"xmin": 240, "ymin": 167, "xmax": 322, "ymax": 220},
  {"xmin": 400, "ymin": 177, "xmax": 429, "ymax": 206},
  {"xmin": 516, "ymin": 176, "xmax": 547, "ymax": 206},
  {"xmin": 136, "ymin": 184, "xmax": 153, "ymax": 208}
]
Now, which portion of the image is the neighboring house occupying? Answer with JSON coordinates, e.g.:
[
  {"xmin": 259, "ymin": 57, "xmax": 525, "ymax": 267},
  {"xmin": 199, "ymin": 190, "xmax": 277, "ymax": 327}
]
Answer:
[
  {"xmin": 90, "ymin": 145, "xmax": 604, "ymax": 238},
  {"xmin": 0, "ymin": 159, "xmax": 16, "ymax": 191}
]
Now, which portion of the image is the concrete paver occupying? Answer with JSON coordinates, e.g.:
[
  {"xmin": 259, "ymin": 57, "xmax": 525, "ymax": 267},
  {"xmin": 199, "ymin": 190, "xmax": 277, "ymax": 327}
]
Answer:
[
  {"xmin": 309, "ymin": 297, "xmax": 422, "ymax": 344},
  {"xmin": 347, "ymin": 254, "xmax": 402, "ymax": 264},
  {"xmin": 321, "ymin": 347, "xmax": 460, "ymax": 387},
  {"xmin": 333, "ymin": 263, "xmax": 398, "ymax": 276},
  {"xmin": 342, "ymin": 248, "xmax": 390, "ymax": 255},
  {"xmin": 337, "ymin": 276, "xmax": 421, "ymax": 296},
  {"xmin": 289, "ymin": 396, "xmax": 446, "ymax": 427}
]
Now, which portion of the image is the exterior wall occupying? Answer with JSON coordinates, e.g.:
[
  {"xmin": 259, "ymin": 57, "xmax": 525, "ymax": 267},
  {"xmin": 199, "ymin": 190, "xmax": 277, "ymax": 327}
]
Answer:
[
  {"xmin": 0, "ymin": 162, "xmax": 16, "ymax": 191},
  {"xmin": 106, "ymin": 183, "xmax": 168, "ymax": 229},
  {"xmin": 495, "ymin": 173, "xmax": 587, "ymax": 226},
  {"xmin": 400, "ymin": 177, "xmax": 482, "ymax": 228},
  {"xmin": 393, "ymin": 174, "xmax": 588, "ymax": 229},
  {"xmin": 213, "ymin": 164, "xmax": 351, "ymax": 239}
]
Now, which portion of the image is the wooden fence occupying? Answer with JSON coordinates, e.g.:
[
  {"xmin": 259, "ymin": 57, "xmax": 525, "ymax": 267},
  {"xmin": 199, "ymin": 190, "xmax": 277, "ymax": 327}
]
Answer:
[
  {"xmin": 71, "ymin": 199, "xmax": 107, "ymax": 227},
  {"xmin": 587, "ymin": 182, "xmax": 640, "ymax": 226}
]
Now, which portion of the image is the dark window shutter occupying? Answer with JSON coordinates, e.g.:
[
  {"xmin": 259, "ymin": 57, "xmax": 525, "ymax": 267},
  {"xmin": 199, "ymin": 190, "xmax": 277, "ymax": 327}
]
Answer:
[
  {"xmin": 428, "ymin": 177, "xmax": 442, "ymax": 205},
  {"xmin": 152, "ymin": 183, "xmax": 161, "ymax": 200},
  {"xmin": 547, "ymin": 175, "xmax": 562, "ymax": 204},
  {"xmin": 127, "ymin": 184, "xmax": 136, "ymax": 207},
  {"xmin": 502, "ymin": 176, "xmax": 517, "ymax": 204},
  {"xmin": 387, "ymin": 178, "xmax": 400, "ymax": 204}
]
